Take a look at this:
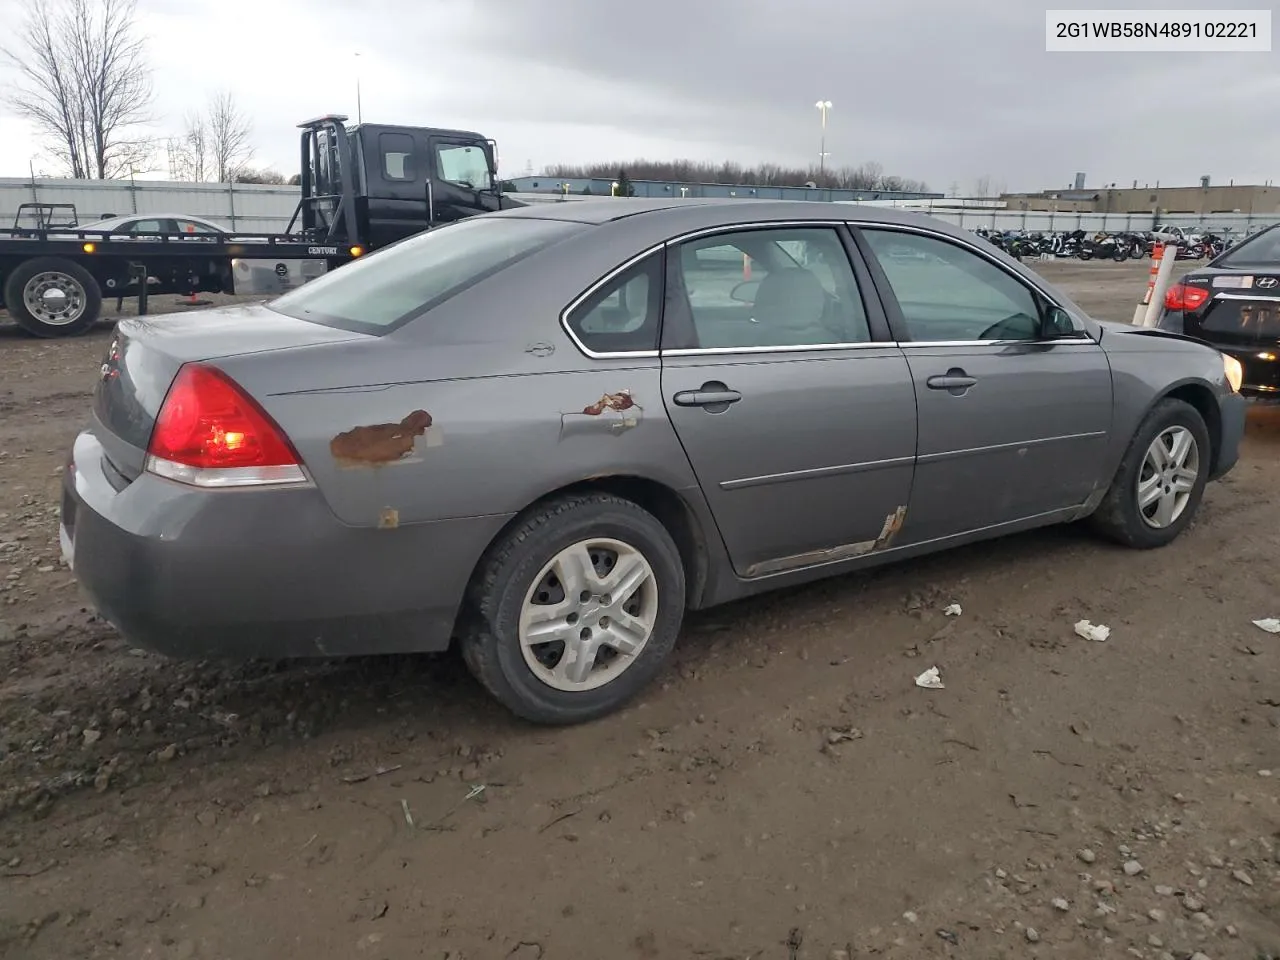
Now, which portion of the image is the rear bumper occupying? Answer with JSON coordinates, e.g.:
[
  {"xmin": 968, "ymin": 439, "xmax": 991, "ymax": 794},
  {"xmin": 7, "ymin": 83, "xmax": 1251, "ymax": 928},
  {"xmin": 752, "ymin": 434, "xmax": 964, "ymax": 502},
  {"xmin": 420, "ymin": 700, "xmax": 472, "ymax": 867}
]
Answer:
[
  {"xmin": 60, "ymin": 429, "xmax": 512, "ymax": 660},
  {"xmin": 1160, "ymin": 312, "xmax": 1280, "ymax": 397}
]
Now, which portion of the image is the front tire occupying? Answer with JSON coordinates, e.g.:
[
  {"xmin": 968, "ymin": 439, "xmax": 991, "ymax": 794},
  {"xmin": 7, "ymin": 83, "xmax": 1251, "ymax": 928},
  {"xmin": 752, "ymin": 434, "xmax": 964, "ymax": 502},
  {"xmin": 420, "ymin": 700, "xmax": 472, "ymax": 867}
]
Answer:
[
  {"xmin": 460, "ymin": 493, "xmax": 686, "ymax": 725},
  {"xmin": 3, "ymin": 257, "xmax": 102, "ymax": 337},
  {"xmin": 1088, "ymin": 398, "xmax": 1211, "ymax": 549}
]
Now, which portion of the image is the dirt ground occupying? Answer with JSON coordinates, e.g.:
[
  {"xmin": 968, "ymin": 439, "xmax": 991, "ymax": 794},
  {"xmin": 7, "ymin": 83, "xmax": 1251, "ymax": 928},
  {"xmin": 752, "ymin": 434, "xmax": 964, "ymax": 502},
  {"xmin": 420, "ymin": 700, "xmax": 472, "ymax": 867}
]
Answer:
[{"xmin": 1, "ymin": 260, "xmax": 1278, "ymax": 960}]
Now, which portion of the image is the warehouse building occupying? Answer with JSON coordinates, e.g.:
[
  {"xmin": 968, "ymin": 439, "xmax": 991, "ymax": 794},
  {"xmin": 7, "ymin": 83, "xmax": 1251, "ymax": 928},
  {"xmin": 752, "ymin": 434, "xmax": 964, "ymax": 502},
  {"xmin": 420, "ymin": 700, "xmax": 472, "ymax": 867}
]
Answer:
[{"xmin": 1001, "ymin": 181, "xmax": 1280, "ymax": 217}]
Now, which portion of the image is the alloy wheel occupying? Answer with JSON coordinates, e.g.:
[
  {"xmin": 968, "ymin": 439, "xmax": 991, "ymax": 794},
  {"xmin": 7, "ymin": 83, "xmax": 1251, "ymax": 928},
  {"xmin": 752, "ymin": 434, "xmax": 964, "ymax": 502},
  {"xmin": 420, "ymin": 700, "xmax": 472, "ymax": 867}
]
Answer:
[
  {"xmin": 1136, "ymin": 425, "xmax": 1200, "ymax": 529},
  {"xmin": 518, "ymin": 538, "xmax": 659, "ymax": 692}
]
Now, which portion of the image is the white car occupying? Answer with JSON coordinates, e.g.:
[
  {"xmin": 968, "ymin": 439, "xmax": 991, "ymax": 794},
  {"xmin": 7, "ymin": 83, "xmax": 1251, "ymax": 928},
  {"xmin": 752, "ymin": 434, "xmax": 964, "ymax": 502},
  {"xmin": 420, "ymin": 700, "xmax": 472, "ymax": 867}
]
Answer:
[
  {"xmin": 72, "ymin": 213, "xmax": 230, "ymax": 238},
  {"xmin": 1152, "ymin": 224, "xmax": 1203, "ymax": 245}
]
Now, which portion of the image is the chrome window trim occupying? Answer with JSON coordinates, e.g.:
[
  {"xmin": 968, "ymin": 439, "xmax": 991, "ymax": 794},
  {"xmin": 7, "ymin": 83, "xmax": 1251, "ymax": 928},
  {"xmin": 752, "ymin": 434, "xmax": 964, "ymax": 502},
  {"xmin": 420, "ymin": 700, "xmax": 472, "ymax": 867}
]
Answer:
[
  {"xmin": 558, "ymin": 241, "xmax": 667, "ymax": 360},
  {"xmin": 850, "ymin": 221, "xmax": 1101, "ymax": 346},
  {"xmin": 664, "ymin": 342, "xmax": 890, "ymax": 357},
  {"xmin": 897, "ymin": 339, "xmax": 1098, "ymax": 349}
]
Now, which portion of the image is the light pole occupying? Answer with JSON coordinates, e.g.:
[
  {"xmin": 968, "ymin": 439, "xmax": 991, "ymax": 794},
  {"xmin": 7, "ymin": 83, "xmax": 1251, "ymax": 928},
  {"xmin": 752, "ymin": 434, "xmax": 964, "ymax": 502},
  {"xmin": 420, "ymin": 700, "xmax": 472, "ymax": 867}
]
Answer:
[
  {"xmin": 355, "ymin": 52, "xmax": 363, "ymax": 124},
  {"xmin": 815, "ymin": 100, "xmax": 832, "ymax": 179}
]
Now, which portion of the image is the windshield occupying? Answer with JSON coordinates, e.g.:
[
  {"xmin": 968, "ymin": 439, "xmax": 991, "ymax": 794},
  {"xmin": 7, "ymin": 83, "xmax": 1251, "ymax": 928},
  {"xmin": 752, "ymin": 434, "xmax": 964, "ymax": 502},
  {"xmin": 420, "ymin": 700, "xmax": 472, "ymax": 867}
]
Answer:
[
  {"xmin": 268, "ymin": 216, "xmax": 585, "ymax": 334},
  {"xmin": 1214, "ymin": 225, "xmax": 1280, "ymax": 267},
  {"xmin": 437, "ymin": 143, "xmax": 493, "ymax": 191}
]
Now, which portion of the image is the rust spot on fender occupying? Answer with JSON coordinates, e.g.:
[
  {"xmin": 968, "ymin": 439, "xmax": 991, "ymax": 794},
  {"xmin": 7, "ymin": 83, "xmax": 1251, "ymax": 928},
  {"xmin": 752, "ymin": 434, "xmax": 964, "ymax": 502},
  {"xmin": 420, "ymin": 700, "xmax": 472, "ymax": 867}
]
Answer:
[
  {"xmin": 560, "ymin": 389, "xmax": 643, "ymax": 440},
  {"xmin": 582, "ymin": 390, "xmax": 636, "ymax": 416},
  {"xmin": 874, "ymin": 505, "xmax": 908, "ymax": 550},
  {"xmin": 330, "ymin": 410, "xmax": 433, "ymax": 468},
  {"xmin": 378, "ymin": 507, "xmax": 400, "ymax": 529}
]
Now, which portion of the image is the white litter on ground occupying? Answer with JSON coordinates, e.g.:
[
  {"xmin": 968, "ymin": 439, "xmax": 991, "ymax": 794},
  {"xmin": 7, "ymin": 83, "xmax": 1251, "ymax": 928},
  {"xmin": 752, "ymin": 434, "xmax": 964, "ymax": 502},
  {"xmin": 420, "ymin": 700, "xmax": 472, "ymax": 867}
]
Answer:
[
  {"xmin": 1074, "ymin": 619, "xmax": 1111, "ymax": 643},
  {"xmin": 914, "ymin": 666, "xmax": 945, "ymax": 689},
  {"xmin": 1251, "ymin": 618, "xmax": 1280, "ymax": 634},
  {"xmin": 943, "ymin": 603, "xmax": 962, "ymax": 617}
]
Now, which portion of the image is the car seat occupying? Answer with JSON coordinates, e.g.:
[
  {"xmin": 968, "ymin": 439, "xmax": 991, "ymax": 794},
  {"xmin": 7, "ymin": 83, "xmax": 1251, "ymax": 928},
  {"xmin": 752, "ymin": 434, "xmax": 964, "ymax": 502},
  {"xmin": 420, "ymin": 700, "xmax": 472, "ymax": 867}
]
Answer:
[{"xmin": 750, "ymin": 267, "xmax": 831, "ymax": 345}]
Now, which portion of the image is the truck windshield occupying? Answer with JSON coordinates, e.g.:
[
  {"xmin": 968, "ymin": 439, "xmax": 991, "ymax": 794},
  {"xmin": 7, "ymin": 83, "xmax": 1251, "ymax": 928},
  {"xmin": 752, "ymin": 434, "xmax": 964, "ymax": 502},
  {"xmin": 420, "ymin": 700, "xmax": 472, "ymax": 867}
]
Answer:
[
  {"xmin": 437, "ymin": 143, "xmax": 493, "ymax": 191},
  {"xmin": 268, "ymin": 217, "xmax": 585, "ymax": 334}
]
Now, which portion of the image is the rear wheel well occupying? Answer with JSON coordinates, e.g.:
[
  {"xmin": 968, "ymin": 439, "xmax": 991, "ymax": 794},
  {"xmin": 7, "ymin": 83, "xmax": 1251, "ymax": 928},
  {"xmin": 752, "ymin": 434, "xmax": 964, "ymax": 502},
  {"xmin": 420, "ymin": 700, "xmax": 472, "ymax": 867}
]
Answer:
[
  {"xmin": 1162, "ymin": 382, "xmax": 1221, "ymax": 470},
  {"xmin": 461, "ymin": 477, "xmax": 711, "ymax": 628}
]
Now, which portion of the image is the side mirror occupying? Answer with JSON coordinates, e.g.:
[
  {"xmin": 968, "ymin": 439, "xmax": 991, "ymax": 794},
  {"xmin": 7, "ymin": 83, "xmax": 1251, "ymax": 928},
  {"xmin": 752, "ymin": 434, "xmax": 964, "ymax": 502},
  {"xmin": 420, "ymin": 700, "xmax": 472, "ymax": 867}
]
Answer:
[
  {"xmin": 730, "ymin": 280, "xmax": 760, "ymax": 304},
  {"xmin": 1042, "ymin": 305, "xmax": 1080, "ymax": 339}
]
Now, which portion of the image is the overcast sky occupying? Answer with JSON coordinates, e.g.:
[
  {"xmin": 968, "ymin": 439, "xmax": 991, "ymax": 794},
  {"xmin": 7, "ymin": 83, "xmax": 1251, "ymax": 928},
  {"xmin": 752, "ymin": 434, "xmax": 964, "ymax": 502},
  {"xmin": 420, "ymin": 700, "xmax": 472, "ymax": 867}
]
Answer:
[{"xmin": 0, "ymin": 0, "xmax": 1276, "ymax": 192}]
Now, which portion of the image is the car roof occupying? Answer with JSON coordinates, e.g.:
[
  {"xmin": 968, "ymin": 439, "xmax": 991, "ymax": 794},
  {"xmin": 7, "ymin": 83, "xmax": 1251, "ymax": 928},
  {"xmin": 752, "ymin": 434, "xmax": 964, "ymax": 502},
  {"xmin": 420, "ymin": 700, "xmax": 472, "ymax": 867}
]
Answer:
[
  {"xmin": 80, "ymin": 213, "xmax": 225, "ymax": 226},
  {"xmin": 492, "ymin": 195, "xmax": 974, "ymax": 237}
]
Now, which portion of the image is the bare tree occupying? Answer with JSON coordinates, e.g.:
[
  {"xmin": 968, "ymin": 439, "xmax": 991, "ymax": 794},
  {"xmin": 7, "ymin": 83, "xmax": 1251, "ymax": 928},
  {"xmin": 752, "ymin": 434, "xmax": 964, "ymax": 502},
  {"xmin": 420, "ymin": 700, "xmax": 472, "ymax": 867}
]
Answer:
[
  {"xmin": 849, "ymin": 161, "xmax": 884, "ymax": 191},
  {"xmin": 168, "ymin": 110, "xmax": 209, "ymax": 181},
  {"xmin": 207, "ymin": 90, "xmax": 253, "ymax": 182},
  {"xmin": 2, "ymin": 0, "xmax": 155, "ymax": 178},
  {"xmin": 543, "ymin": 157, "xmax": 929, "ymax": 194},
  {"xmin": 233, "ymin": 167, "xmax": 286, "ymax": 185},
  {"xmin": 972, "ymin": 175, "xmax": 993, "ymax": 198}
]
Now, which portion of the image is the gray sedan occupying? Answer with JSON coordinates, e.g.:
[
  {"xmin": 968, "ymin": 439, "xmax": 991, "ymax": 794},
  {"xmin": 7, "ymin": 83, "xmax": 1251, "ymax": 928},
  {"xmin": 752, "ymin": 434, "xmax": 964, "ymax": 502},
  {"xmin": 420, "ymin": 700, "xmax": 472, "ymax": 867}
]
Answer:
[{"xmin": 60, "ymin": 199, "xmax": 1247, "ymax": 724}]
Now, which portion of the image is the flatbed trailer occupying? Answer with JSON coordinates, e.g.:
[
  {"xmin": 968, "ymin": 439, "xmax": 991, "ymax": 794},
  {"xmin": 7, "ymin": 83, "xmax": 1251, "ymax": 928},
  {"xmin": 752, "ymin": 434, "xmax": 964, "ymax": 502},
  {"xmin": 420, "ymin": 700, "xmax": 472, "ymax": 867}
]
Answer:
[
  {"xmin": 0, "ymin": 221, "xmax": 362, "ymax": 337},
  {"xmin": 0, "ymin": 113, "xmax": 522, "ymax": 338}
]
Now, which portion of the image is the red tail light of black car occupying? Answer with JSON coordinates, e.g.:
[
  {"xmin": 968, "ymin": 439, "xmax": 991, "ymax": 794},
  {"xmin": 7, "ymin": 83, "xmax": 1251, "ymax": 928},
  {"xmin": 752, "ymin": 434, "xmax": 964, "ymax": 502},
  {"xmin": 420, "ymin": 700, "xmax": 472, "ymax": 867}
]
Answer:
[
  {"xmin": 145, "ymin": 363, "xmax": 309, "ymax": 488},
  {"xmin": 1164, "ymin": 282, "xmax": 1211, "ymax": 312}
]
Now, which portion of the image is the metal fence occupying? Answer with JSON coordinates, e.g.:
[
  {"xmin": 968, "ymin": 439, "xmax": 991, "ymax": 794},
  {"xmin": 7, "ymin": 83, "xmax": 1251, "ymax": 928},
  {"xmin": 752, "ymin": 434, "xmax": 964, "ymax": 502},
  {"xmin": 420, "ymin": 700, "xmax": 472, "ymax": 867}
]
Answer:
[
  {"xmin": 838, "ymin": 203, "xmax": 1280, "ymax": 236},
  {"xmin": 0, "ymin": 177, "xmax": 299, "ymax": 233},
  {"xmin": 4, "ymin": 177, "xmax": 1277, "ymax": 239}
]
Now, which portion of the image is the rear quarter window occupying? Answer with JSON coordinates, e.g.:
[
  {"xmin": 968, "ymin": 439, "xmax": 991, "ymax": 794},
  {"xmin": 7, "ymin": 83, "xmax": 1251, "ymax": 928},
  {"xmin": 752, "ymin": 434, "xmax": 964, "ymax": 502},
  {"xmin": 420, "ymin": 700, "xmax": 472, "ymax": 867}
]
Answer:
[{"xmin": 268, "ymin": 217, "xmax": 586, "ymax": 334}]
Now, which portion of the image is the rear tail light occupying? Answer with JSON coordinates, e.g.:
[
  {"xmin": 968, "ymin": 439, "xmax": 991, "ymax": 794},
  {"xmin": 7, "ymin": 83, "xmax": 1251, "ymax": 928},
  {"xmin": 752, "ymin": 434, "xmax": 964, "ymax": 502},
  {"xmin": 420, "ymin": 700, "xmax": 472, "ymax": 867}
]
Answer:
[
  {"xmin": 1164, "ymin": 282, "xmax": 1211, "ymax": 312},
  {"xmin": 145, "ymin": 363, "xmax": 308, "ymax": 488}
]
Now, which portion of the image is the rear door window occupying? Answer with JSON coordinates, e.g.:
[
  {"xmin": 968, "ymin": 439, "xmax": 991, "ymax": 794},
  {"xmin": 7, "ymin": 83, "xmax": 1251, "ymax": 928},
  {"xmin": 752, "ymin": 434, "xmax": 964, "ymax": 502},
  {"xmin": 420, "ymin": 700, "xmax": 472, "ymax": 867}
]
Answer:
[{"xmin": 380, "ymin": 132, "xmax": 416, "ymax": 181}]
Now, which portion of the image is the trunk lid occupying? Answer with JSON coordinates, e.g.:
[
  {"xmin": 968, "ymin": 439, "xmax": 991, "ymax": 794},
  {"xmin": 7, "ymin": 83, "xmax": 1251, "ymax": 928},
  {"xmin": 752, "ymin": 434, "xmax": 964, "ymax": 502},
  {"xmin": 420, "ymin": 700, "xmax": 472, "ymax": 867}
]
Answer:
[
  {"xmin": 92, "ymin": 302, "xmax": 368, "ymax": 483},
  {"xmin": 1180, "ymin": 268, "xmax": 1280, "ymax": 347}
]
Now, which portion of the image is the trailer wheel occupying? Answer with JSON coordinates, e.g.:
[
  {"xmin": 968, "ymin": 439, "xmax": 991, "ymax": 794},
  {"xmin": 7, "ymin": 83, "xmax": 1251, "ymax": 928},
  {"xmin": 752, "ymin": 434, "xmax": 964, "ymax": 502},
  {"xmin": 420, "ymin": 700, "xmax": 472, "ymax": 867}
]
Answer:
[{"xmin": 3, "ymin": 257, "xmax": 102, "ymax": 338}]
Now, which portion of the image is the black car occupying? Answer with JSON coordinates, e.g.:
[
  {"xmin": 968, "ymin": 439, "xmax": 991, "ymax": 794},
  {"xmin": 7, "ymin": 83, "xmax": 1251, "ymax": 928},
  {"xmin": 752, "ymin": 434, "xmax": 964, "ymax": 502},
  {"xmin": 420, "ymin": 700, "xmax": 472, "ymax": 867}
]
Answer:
[{"xmin": 1158, "ymin": 224, "xmax": 1280, "ymax": 398}]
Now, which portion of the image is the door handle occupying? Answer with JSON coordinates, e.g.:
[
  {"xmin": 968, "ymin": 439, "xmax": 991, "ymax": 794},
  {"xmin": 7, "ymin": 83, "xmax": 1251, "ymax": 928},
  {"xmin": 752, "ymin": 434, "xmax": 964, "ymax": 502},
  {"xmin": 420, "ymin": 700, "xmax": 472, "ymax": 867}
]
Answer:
[
  {"xmin": 673, "ymin": 388, "xmax": 742, "ymax": 407},
  {"xmin": 926, "ymin": 374, "xmax": 977, "ymax": 390}
]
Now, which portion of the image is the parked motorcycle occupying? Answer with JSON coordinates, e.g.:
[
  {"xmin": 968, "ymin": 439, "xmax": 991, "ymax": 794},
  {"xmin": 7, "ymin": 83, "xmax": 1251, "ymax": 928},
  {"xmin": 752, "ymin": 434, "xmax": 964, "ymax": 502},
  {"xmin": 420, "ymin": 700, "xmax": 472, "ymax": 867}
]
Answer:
[
  {"xmin": 1089, "ymin": 232, "xmax": 1130, "ymax": 261},
  {"xmin": 966, "ymin": 225, "xmax": 1244, "ymax": 263}
]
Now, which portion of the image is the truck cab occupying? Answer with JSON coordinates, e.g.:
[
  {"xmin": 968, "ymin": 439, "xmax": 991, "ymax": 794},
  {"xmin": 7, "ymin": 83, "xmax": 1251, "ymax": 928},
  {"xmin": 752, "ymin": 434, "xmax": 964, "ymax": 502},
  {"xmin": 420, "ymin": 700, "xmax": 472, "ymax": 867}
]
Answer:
[{"xmin": 296, "ymin": 115, "xmax": 524, "ymax": 249}]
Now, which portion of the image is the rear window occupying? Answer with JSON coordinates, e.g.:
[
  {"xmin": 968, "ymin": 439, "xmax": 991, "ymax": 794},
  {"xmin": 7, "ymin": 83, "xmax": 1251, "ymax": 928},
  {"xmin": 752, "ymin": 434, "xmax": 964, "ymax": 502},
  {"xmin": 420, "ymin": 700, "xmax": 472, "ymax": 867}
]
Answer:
[
  {"xmin": 1214, "ymin": 225, "xmax": 1280, "ymax": 267},
  {"xmin": 268, "ymin": 216, "xmax": 585, "ymax": 334}
]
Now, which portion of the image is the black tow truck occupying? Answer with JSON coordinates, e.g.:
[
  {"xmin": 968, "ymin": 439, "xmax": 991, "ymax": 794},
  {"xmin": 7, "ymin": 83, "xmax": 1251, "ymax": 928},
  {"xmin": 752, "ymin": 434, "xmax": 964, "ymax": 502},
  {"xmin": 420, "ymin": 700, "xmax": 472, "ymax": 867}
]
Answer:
[{"xmin": 0, "ymin": 114, "xmax": 526, "ymax": 338}]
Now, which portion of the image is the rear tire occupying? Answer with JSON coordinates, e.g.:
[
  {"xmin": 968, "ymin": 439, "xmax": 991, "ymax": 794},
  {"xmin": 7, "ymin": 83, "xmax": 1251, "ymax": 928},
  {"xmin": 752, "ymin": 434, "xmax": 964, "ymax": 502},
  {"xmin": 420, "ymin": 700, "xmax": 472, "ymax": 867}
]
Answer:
[
  {"xmin": 3, "ymin": 257, "xmax": 101, "ymax": 337},
  {"xmin": 1087, "ymin": 398, "xmax": 1211, "ymax": 549},
  {"xmin": 459, "ymin": 493, "xmax": 686, "ymax": 725}
]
